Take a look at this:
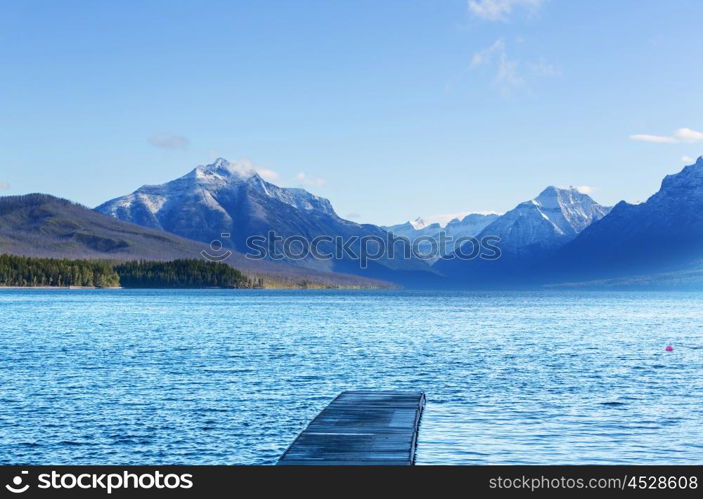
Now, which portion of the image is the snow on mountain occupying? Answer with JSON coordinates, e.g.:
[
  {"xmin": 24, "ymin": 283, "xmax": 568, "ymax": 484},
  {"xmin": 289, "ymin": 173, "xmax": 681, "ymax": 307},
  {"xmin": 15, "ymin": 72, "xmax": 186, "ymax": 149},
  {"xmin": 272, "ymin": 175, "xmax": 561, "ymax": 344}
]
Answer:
[
  {"xmin": 401, "ymin": 211, "xmax": 501, "ymax": 230},
  {"xmin": 475, "ymin": 186, "xmax": 611, "ymax": 255},
  {"xmin": 95, "ymin": 158, "xmax": 434, "ymax": 283},
  {"xmin": 446, "ymin": 213, "xmax": 502, "ymax": 237},
  {"xmin": 101, "ymin": 158, "xmax": 336, "ymax": 226},
  {"xmin": 432, "ymin": 185, "xmax": 611, "ymax": 285},
  {"xmin": 385, "ymin": 212, "xmax": 500, "ymax": 261},
  {"xmin": 410, "ymin": 213, "xmax": 462, "ymax": 230}
]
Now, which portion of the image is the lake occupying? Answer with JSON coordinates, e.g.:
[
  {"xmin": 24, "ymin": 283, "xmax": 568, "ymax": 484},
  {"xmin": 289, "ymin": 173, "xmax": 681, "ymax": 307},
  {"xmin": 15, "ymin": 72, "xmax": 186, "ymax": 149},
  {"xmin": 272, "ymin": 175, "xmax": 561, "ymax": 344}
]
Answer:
[{"xmin": 0, "ymin": 289, "xmax": 701, "ymax": 464}]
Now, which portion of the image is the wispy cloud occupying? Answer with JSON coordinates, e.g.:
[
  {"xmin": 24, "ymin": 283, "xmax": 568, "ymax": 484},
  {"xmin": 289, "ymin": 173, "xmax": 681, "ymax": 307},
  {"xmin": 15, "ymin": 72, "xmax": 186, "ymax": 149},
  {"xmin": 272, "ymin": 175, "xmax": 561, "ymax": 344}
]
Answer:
[
  {"xmin": 630, "ymin": 128, "xmax": 703, "ymax": 144},
  {"xmin": 528, "ymin": 58, "xmax": 561, "ymax": 77},
  {"xmin": 629, "ymin": 134, "xmax": 677, "ymax": 144},
  {"xmin": 468, "ymin": 0, "xmax": 544, "ymax": 21},
  {"xmin": 295, "ymin": 172, "xmax": 327, "ymax": 189},
  {"xmin": 575, "ymin": 185, "xmax": 594, "ymax": 195},
  {"xmin": 256, "ymin": 168, "xmax": 280, "ymax": 183},
  {"xmin": 0, "ymin": 181, "xmax": 9, "ymax": 190},
  {"xmin": 470, "ymin": 38, "xmax": 557, "ymax": 93},
  {"xmin": 148, "ymin": 134, "xmax": 190, "ymax": 149},
  {"xmin": 471, "ymin": 39, "xmax": 523, "ymax": 90},
  {"xmin": 238, "ymin": 160, "xmax": 282, "ymax": 185},
  {"xmin": 208, "ymin": 156, "xmax": 283, "ymax": 185},
  {"xmin": 471, "ymin": 38, "xmax": 505, "ymax": 66}
]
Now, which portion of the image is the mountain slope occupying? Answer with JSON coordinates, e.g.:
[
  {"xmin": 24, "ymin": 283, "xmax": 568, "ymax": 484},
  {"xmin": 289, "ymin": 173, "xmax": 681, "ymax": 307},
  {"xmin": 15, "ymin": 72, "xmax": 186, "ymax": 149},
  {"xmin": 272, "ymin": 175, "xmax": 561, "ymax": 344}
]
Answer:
[
  {"xmin": 0, "ymin": 194, "xmax": 391, "ymax": 288},
  {"xmin": 476, "ymin": 186, "xmax": 610, "ymax": 255},
  {"xmin": 0, "ymin": 194, "xmax": 208, "ymax": 260},
  {"xmin": 96, "ymin": 158, "xmax": 435, "ymax": 283},
  {"xmin": 550, "ymin": 156, "xmax": 703, "ymax": 281},
  {"xmin": 434, "ymin": 186, "xmax": 610, "ymax": 286}
]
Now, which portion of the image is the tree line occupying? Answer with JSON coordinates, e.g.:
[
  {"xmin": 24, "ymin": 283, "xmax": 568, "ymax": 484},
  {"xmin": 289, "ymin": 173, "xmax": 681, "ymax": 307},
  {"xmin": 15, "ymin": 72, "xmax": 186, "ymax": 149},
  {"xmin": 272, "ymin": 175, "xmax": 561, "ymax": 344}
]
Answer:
[
  {"xmin": 0, "ymin": 255, "xmax": 259, "ymax": 288},
  {"xmin": 115, "ymin": 259, "xmax": 250, "ymax": 288},
  {"xmin": 0, "ymin": 254, "xmax": 120, "ymax": 287}
]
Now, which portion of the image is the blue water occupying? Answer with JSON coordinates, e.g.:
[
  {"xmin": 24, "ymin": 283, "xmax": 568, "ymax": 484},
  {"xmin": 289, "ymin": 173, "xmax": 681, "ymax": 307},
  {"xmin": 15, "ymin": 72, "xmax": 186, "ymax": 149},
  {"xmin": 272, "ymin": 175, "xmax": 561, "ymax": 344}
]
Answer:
[{"xmin": 0, "ymin": 289, "xmax": 701, "ymax": 465}]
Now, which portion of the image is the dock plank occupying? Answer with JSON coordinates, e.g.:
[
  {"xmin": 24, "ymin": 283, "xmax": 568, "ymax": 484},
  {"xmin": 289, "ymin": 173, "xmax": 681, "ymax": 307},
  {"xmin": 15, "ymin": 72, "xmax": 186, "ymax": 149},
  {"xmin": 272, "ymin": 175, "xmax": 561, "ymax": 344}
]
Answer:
[{"xmin": 277, "ymin": 390, "xmax": 425, "ymax": 465}]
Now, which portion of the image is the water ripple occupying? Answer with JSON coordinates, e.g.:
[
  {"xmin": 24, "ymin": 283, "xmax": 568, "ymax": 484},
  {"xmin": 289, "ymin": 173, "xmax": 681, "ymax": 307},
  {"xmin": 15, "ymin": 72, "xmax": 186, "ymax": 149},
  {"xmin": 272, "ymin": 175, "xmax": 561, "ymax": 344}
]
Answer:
[{"xmin": 0, "ymin": 289, "xmax": 701, "ymax": 464}]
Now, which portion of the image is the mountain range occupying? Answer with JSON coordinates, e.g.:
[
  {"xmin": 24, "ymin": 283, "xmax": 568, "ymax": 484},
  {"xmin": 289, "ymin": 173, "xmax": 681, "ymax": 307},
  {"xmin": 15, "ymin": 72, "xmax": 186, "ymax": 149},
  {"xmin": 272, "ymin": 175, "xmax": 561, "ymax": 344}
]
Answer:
[
  {"xmin": 0, "ymin": 194, "xmax": 390, "ymax": 289},
  {"xmin": 433, "ymin": 186, "xmax": 611, "ymax": 285},
  {"xmin": 385, "ymin": 213, "xmax": 500, "ymax": 262},
  {"xmin": 3, "ymin": 156, "xmax": 703, "ymax": 289},
  {"xmin": 436, "ymin": 157, "xmax": 703, "ymax": 288},
  {"xmin": 548, "ymin": 156, "xmax": 703, "ymax": 284}
]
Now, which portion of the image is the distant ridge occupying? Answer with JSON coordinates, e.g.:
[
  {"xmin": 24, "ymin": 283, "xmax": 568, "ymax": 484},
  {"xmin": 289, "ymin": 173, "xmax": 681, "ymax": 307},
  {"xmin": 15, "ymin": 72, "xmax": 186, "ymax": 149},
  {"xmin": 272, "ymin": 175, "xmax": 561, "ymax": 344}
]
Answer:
[
  {"xmin": 385, "ymin": 213, "xmax": 500, "ymax": 262},
  {"xmin": 549, "ymin": 156, "xmax": 703, "ymax": 282},
  {"xmin": 434, "ymin": 157, "xmax": 703, "ymax": 289},
  {"xmin": 0, "ymin": 193, "xmax": 206, "ymax": 260},
  {"xmin": 0, "ymin": 193, "xmax": 392, "ymax": 289},
  {"xmin": 434, "ymin": 186, "xmax": 611, "ymax": 286}
]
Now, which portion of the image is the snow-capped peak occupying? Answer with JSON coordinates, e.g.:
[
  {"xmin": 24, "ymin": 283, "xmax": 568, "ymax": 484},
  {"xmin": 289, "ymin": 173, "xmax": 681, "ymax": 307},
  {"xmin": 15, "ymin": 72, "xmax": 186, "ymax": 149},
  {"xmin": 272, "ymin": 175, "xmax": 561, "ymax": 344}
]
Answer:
[
  {"xmin": 194, "ymin": 158, "xmax": 259, "ymax": 181},
  {"xmin": 96, "ymin": 157, "xmax": 339, "ymax": 228},
  {"xmin": 477, "ymin": 185, "xmax": 611, "ymax": 254},
  {"xmin": 534, "ymin": 185, "xmax": 586, "ymax": 205},
  {"xmin": 410, "ymin": 212, "xmax": 473, "ymax": 229}
]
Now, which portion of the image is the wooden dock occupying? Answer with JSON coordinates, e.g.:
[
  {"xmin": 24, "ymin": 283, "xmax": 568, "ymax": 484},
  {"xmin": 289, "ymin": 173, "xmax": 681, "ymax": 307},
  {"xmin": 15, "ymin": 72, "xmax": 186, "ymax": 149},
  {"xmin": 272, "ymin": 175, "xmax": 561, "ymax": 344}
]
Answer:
[{"xmin": 277, "ymin": 390, "xmax": 426, "ymax": 465}]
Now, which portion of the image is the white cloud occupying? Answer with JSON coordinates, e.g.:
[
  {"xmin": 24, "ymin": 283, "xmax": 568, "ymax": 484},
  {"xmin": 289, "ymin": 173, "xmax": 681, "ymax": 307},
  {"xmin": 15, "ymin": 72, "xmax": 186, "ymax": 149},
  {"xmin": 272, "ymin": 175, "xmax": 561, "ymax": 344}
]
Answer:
[
  {"xmin": 207, "ymin": 156, "xmax": 283, "ymax": 185},
  {"xmin": 629, "ymin": 134, "xmax": 677, "ymax": 144},
  {"xmin": 468, "ymin": 0, "xmax": 544, "ymax": 21},
  {"xmin": 256, "ymin": 168, "xmax": 280, "ymax": 183},
  {"xmin": 673, "ymin": 128, "xmax": 703, "ymax": 143},
  {"xmin": 0, "ymin": 181, "xmax": 9, "ymax": 190},
  {"xmin": 148, "ymin": 134, "xmax": 189, "ymax": 149},
  {"xmin": 629, "ymin": 128, "xmax": 703, "ymax": 144},
  {"xmin": 575, "ymin": 185, "xmax": 594, "ymax": 195},
  {"xmin": 295, "ymin": 172, "xmax": 327, "ymax": 189},
  {"xmin": 682, "ymin": 156, "xmax": 695, "ymax": 163},
  {"xmin": 245, "ymin": 162, "xmax": 282, "ymax": 185}
]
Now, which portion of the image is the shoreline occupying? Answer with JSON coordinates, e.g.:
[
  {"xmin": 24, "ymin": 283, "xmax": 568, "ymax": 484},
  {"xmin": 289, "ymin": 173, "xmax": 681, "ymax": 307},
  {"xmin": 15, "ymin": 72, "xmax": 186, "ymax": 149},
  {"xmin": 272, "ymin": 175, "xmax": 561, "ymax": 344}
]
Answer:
[
  {"xmin": 0, "ymin": 285, "xmax": 382, "ymax": 291},
  {"xmin": 0, "ymin": 285, "xmax": 121, "ymax": 290}
]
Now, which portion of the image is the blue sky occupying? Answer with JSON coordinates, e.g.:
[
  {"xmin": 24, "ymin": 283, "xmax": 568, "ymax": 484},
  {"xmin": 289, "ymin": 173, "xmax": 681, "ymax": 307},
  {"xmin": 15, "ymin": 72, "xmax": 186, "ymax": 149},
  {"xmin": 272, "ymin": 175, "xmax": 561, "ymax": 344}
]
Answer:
[{"xmin": 1, "ymin": 0, "xmax": 702, "ymax": 225}]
